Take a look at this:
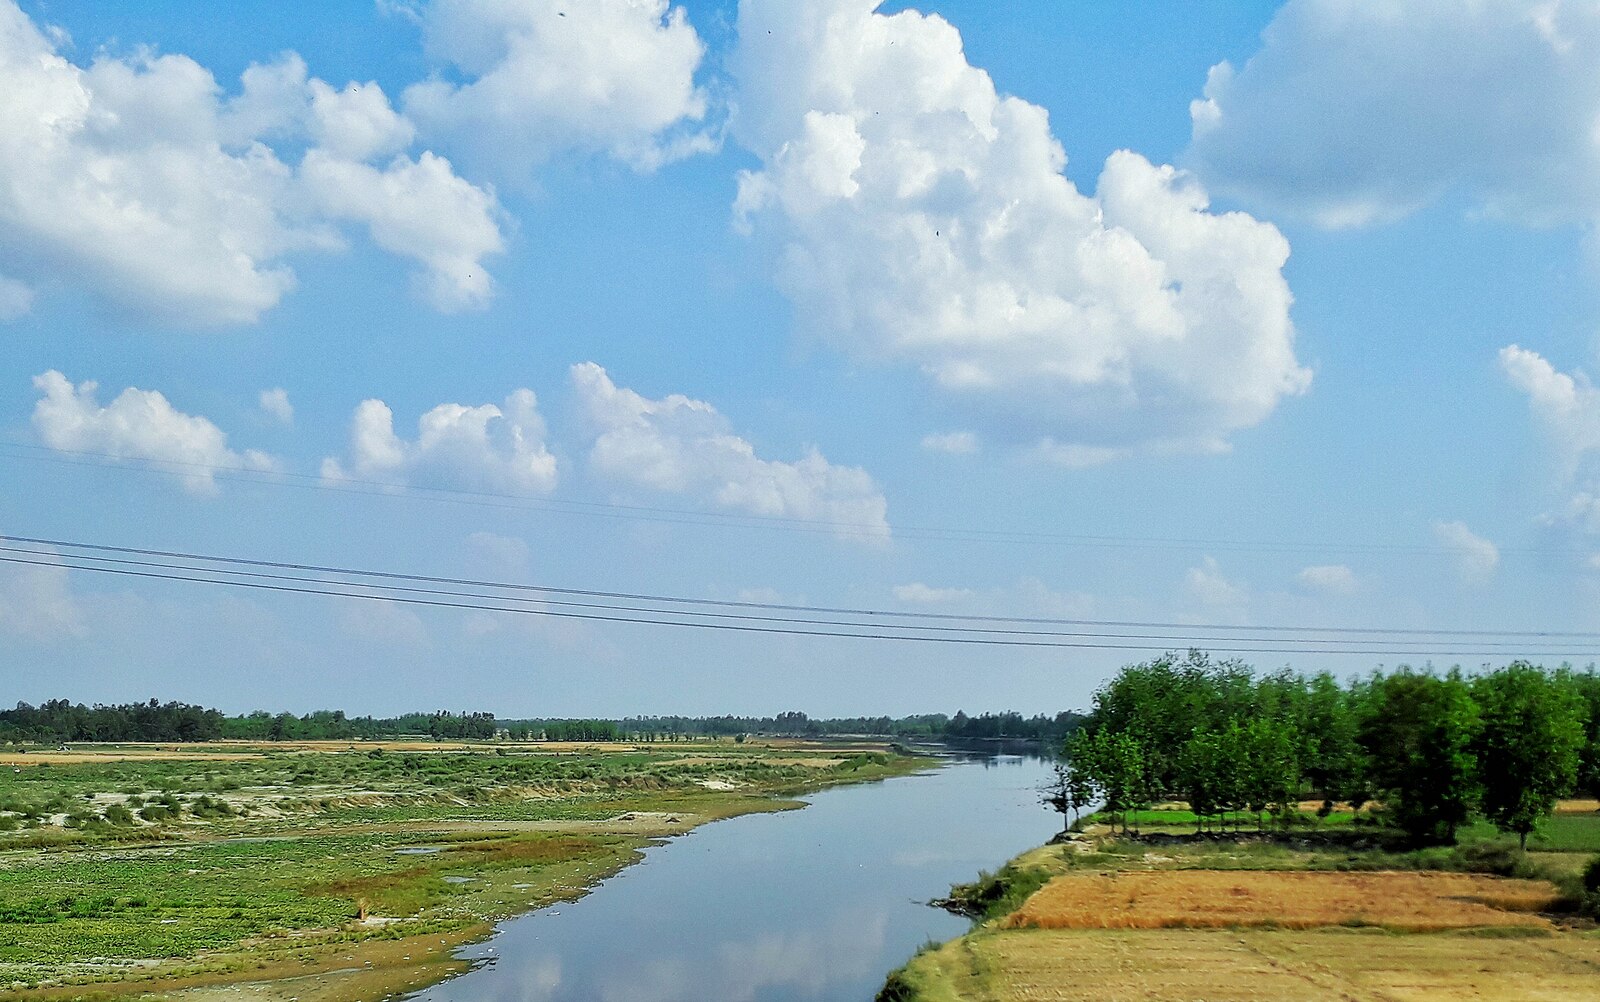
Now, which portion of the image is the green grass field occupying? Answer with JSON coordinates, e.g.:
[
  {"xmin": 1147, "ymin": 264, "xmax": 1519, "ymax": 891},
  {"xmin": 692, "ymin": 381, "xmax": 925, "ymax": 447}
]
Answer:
[{"xmin": 0, "ymin": 739, "xmax": 922, "ymax": 998}]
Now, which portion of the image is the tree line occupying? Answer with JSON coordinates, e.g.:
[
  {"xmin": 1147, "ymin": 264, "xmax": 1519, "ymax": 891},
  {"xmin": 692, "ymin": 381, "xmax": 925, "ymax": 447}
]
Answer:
[
  {"xmin": 0, "ymin": 703, "xmax": 499, "ymax": 743},
  {"xmin": 502, "ymin": 719, "xmax": 622, "ymax": 741},
  {"xmin": 220, "ymin": 709, "xmax": 498, "ymax": 741},
  {"xmin": 1059, "ymin": 652, "xmax": 1600, "ymax": 847},
  {"xmin": 3, "ymin": 701, "xmax": 1083, "ymax": 746},
  {"xmin": 611, "ymin": 710, "xmax": 1083, "ymax": 742},
  {"xmin": 0, "ymin": 699, "xmax": 225, "ymax": 744}
]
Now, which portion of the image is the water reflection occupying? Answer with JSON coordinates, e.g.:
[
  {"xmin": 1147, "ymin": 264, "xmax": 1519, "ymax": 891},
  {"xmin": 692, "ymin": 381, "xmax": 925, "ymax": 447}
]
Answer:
[{"xmin": 410, "ymin": 753, "xmax": 1057, "ymax": 1002}]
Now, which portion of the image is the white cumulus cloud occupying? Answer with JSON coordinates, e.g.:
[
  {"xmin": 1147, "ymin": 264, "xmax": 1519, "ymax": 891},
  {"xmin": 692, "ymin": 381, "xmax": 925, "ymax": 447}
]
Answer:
[
  {"xmin": 731, "ymin": 0, "xmax": 1308, "ymax": 460},
  {"xmin": 1186, "ymin": 0, "xmax": 1600, "ymax": 229},
  {"xmin": 403, "ymin": 0, "xmax": 713, "ymax": 181},
  {"xmin": 31, "ymin": 370, "xmax": 277, "ymax": 495},
  {"xmin": 259, "ymin": 387, "xmax": 294, "ymax": 425},
  {"xmin": 300, "ymin": 149, "xmax": 503, "ymax": 311},
  {"xmin": 571, "ymin": 362, "xmax": 889, "ymax": 541},
  {"xmin": 1500, "ymin": 344, "xmax": 1600, "ymax": 472},
  {"xmin": 1433, "ymin": 520, "xmax": 1500, "ymax": 585},
  {"xmin": 321, "ymin": 390, "xmax": 558, "ymax": 495},
  {"xmin": 0, "ymin": 3, "xmax": 502, "ymax": 324},
  {"xmin": 1296, "ymin": 563, "xmax": 1357, "ymax": 596}
]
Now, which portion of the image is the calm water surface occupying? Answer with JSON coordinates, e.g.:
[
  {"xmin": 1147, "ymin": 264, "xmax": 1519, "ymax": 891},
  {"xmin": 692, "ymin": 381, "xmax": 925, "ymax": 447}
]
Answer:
[{"xmin": 408, "ymin": 754, "xmax": 1058, "ymax": 1002}]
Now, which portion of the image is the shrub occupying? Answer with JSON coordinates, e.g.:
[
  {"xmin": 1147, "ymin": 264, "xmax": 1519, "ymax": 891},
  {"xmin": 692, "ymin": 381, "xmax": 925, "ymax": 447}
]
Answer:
[
  {"xmin": 103, "ymin": 804, "xmax": 136, "ymax": 827},
  {"xmin": 1583, "ymin": 855, "xmax": 1600, "ymax": 895},
  {"xmin": 139, "ymin": 804, "xmax": 177, "ymax": 823}
]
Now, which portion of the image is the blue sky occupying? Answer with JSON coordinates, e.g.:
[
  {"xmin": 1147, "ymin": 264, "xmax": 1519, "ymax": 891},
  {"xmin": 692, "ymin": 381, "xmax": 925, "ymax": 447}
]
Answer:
[{"xmin": 3, "ymin": 0, "xmax": 1599, "ymax": 717}]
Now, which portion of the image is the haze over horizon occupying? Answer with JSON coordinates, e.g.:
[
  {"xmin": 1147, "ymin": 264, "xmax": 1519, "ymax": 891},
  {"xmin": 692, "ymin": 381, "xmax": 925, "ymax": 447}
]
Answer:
[{"xmin": 5, "ymin": 0, "xmax": 1600, "ymax": 717}]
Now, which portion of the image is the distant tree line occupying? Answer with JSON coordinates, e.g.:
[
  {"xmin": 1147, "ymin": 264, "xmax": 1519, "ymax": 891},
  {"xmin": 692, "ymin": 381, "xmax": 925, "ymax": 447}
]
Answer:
[
  {"xmin": 4, "ymin": 701, "xmax": 1083, "ymax": 747},
  {"xmin": 1060, "ymin": 651, "xmax": 1600, "ymax": 848},
  {"xmin": 0, "ymin": 699, "xmax": 225, "ymax": 743},
  {"xmin": 503, "ymin": 719, "xmax": 622, "ymax": 741},
  {"xmin": 220, "ymin": 710, "xmax": 497, "ymax": 741},
  {"xmin": 607, "ymin": 710, "xmax": 1083, "ymax": 742}
]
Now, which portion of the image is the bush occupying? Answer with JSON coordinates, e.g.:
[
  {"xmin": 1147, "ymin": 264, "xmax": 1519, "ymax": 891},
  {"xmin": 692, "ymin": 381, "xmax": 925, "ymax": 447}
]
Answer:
[
  {"xmin": 103, "ymin": 804, "xmax": 136, "ymax": 827},
  {"xmin": 139, "ymin": 804, "xmax": 177, "ymax": 823},
  {"xmin": 1584, "ymin": 855, "xmax": 1600, "ymax": 895}
]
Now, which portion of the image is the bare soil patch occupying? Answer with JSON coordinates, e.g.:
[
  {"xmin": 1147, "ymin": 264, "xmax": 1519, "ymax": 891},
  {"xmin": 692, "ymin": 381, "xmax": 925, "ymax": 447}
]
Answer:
[{"xmin": 1005, "ymin": 870, "xmax": 1562, "ymax": 932}]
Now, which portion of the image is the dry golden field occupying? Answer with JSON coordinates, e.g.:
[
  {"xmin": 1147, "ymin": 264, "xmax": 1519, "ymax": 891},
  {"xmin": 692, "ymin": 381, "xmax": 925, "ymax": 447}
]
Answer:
[
  {"xmin": 1003, "ymin": 870, "xmax": 1562, "ymax": 932},
  {"xmin": 907, "ymin": 927, "xmax": 1600, "ymax": 1002}
]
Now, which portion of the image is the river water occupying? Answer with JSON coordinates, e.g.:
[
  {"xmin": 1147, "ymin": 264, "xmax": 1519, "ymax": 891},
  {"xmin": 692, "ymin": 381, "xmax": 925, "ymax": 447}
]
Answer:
[{"xmin": 407, "ymin": 753, "xmax": 1059, "ymax": 1002}]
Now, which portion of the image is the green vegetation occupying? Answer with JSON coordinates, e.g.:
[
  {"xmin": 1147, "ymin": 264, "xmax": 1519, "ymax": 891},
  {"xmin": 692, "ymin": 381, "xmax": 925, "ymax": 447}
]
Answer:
[
  {"xmin": 5, "ymin": 701, "xmax": 1084, "ymax": 748},
  {"xmin": 0, "ymin": 738, "xmax": 921, "ymax": 996},
  {"xmin": 1055, "ymin": 652, "xmax": 1598, "ymax": 849},
  {"xmin": 886, "ymin": 652, "xmax": 1600, "ymax": 1002}
]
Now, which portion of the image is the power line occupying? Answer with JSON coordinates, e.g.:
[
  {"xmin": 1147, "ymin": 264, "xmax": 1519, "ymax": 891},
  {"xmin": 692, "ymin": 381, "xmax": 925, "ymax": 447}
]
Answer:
[
  {"xmin": 7, "ymin": 554, "xmax": 1589, "ymax": 657},
  {"xmin": 8, "ymin": 534, "xmax": 1598, "ymax": 640},
  {"xmin": 2, "ymin": 536, "xmax": 1595, "ymax": 658},
  {"xmin": 3, "ymin": 545, "xmax": 1583, "ymax": 651}
]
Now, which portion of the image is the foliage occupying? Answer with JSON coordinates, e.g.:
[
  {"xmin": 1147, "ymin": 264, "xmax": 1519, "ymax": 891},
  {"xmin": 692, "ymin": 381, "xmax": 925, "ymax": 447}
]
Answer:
[
  {"xmin": 1472, "ymin": 664, "xmax": 1586, "ymax": 849},
  {"xmin": 1070, "ymin": 653, "xmax": 1600, "ymax": 847},
  {"xmin": 1357, "ymin": 670, "xmax": 1479, "ymax": 843},
  {"xmin": 0, "ymin": 699, "xmax": 224, "ymax": 743}
]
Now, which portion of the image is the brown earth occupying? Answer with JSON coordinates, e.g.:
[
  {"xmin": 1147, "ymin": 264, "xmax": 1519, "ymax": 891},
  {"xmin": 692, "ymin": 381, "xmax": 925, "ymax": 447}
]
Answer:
[{"xmin": 1004, "ymin": 870, "xmax": 1562, "ymax": 932}]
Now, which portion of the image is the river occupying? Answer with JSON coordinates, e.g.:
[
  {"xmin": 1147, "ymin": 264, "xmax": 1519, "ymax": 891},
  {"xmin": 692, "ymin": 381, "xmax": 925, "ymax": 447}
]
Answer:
[{"xmin": 405, "ymin": 753, "xmax": 1059, "ymax": 1002}]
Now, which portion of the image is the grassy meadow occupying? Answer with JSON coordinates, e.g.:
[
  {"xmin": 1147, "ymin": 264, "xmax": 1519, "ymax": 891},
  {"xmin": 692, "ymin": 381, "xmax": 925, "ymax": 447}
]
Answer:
[{"xmin": 0, "ymin": 737, "xmax": 921, "ymax": 999}]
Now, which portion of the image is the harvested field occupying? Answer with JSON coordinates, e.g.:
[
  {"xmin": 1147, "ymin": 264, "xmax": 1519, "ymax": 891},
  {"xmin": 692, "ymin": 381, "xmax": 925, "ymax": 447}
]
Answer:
[
  {"xmin": 1004, "ymin": 870, "xmax": 1562, "ymax": 932},
  {"xmin": 1555, "ymin": 798, "xmax": 1599, "ymax": 814},
  {"xmin": 905, "ymin": 928, "xmax": 1600, "ymax": 1002}
]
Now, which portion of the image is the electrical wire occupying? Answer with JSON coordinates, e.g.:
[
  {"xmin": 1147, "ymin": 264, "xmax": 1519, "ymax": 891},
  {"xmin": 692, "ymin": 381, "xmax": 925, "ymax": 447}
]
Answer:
[
  {"xmin": 2, "ymin": 536, "xmax": 1594, "ymax": 658},
  {"xmin": 8, "ymin": 534, "xmax": 1598, "ymax": 640}
]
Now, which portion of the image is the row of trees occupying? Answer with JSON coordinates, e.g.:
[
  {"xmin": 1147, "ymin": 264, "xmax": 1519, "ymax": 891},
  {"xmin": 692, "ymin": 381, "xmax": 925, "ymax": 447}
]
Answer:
[
  {"xmin": 612, "ymin": 710, "xmax": 1083, "ymax": 742},
  {"xmin": 0, "ymin": 700, "xmax": 225, "ymax": 743},
  {"xmin": 6, "ymin": 701, "xmax": 1085, "ymax": 747},
  {"xmin": 219, "ymin": 709, "xmax": 498, "ymax": 741},
  {"xmin": 1059, "ymin": 652, "xmax": 1600, "ymax": 847},
  {"xmin": 503, "ymin": 719, "xmax": 623, "ymax": 741}
]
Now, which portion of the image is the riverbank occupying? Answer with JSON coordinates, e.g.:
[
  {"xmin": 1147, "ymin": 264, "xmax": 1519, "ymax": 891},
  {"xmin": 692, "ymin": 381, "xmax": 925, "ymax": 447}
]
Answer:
[
  {"xmin": 0, "ymin": 738, "xmax": 925, "ymax": 1000},
  {"xmin": 881, "ymin": 802, "xmax": 1600, "ymax": 1001}
]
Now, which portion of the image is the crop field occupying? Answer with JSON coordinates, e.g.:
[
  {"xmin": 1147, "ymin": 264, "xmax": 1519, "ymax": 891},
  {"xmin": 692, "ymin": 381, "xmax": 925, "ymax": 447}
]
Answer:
[
  {"xmin": 1002, "ymin": 870, "xmax": 1561, "ymax": 932},
  {"xmin": 0, "ymin": 739, "xmax": 919, "ymax": 999},
  {"xmin": 885, "ymin": 801, "xmax": 1600, "ymax": 1002},
  {"xmin": 899, "ymin": 927, "xmax": 1600, "ymax": 1002}
]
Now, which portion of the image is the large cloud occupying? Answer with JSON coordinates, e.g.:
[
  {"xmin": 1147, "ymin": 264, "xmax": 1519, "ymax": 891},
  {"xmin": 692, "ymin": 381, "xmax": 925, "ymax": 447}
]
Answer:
[
  {"xmin": 31, "ymin": 370, "xmax": 277, "ymax": 495},
  {"xmin": 571, "ymin": 362, "xmax": 889, "ymax": 540},
  {"xmin": 403, "ymin": 0, "xmax": 712, "ymax": 181},
  {"xmin": 321, "ymin": 390, "xmax": 558, "ymax": 495},
  {"xmin": 1186, "ymin": 0, "xmax": 1600, "ymax": 229},
  {"xmin": 731, "ymin": 0, "xmax": 1309, "ymax": 460},
  {"xmin": 0, "ymin": 3, "xmax": 501, "ymax": 323}
]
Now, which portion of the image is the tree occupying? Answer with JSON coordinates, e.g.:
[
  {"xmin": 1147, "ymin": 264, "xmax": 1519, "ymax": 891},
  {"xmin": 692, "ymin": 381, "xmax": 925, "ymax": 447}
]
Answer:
[
  {"xmin": 1178, "ymin": 729, "xmax": 1225, "ymax": 833},
  {"xmin": 1570, "ymin": 671, "xmax": 1600, "ymax": 803},
  {"xmin": 1239, "ymin": 716, "xmax": 1299, "ymax": 830},
  {"xmin": 1303, "ymin": 671, "xmax": 1364, "ymax": 808},
  {"xmin": 1358, "ymin": 670, "xmax": 1479, "ymax": 843},
  {"xmin": 1086, "ymin": 729, "xmax": 1150, "ymax": 834},
  {"xmin": 1474, "ymin": 664, "xmax": 1586, "ymax": 850}
]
